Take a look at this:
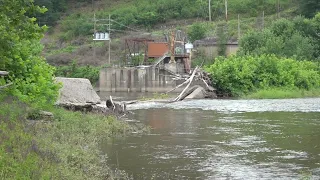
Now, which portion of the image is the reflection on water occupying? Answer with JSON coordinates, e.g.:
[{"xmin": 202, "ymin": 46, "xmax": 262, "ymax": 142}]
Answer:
[
  {"xmin": 101, "ymin": 98, "xmax": 320, "ymax": 179},
  {"xmin": 98, "ymin": 91, "xmax": 176, "ymax": 101}
]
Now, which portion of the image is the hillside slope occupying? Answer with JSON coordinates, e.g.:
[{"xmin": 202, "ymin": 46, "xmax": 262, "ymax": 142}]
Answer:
[{"xmin": 39, "ymin": 0, "xmax": 307, "ymax": 66}]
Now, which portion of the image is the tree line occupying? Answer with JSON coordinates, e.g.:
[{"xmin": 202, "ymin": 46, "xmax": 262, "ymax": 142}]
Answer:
[{"xmin": 34, "ymin": 0, "xmax": 319, "ymax": 27}]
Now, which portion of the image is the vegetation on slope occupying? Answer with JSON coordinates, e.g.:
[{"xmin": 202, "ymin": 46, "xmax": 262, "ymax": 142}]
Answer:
[
  {"xmin": 204, "ymin": 13, "xmax": 320, "ymax": 98},
  {"xmin": 0, "ymin": 95, "xmax": 136, "ymax": 179},
  {"xmin": 0, "ymin": 1, "xmax": 145, "ymax": 179},
  {"xmin": 55, "ymin": 60, "xmax": 103, "ymax": 84},
  {"xmin": 238, "ymin": 14, "xmax": 320, "ymax": 60},
  {"xmin": 52, "ymin": 0, "xmax": 300, "ymax": 40}
]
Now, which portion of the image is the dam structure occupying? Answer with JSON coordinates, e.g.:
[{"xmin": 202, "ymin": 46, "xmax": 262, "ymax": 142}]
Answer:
[{"xmin": 99, "ymin": 64, "xmax": 197, "ymax": 92}]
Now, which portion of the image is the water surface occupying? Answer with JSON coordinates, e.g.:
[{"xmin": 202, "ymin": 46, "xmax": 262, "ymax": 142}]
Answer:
[{"xmin": 102, "ymin": 98, "xmax": 320, "ymax": 179}]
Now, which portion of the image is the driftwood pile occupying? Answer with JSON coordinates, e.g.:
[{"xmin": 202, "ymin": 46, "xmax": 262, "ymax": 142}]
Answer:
[{"xmin": 166, "ymin": 66, "xmax": 216, "ymax": 102}]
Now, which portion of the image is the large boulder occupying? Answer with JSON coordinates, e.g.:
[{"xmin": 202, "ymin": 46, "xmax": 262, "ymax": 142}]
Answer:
[
  {"xmin": 55, "ymin": 77, "xmax": 101, "ymax": 108},
  {"xmin": 184, "ymin": 86, "xmax": 207, "ymax": 99}
]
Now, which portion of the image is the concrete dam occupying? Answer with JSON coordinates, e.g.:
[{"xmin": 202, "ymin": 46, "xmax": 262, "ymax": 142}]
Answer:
[{"xmin": 99, "ymin": 65, "xmax": 204, "ymax": 92}]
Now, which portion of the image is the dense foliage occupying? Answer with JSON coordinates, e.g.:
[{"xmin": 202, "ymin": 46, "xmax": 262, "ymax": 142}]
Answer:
[
  {"xmin": 0, "ymin": 0, "xmax": 59, "ymax": 105},
  {"xmin": 205, "ymin": 55, "xmax": 320, "ymax": 96},
  {"xmin": 238, "ymin": 14, "xmax": 320, "ymax": 61},
  {"xmin": 297, "ymin": 0, "xmax": 320, "ymax": 18}
]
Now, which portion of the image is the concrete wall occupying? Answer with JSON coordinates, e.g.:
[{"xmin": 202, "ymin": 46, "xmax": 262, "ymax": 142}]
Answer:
[
  {"xmin": 99, "ymin": 67, "xmax": 205, "ymax": 92},
  {"xmin": 198, "ymin": 44, "xmax": 239, "ymax": 58}
]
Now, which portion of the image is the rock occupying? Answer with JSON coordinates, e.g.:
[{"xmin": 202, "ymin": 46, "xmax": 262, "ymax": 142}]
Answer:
[
  {"xmin": 179, "ymin": 85, "xmax": 200, "ymax": 100},
  {"xmin": 185, "ymin": 86, "xmax": 207, "ymax": 99},
  {"xmin": 39, "ymin": 110, "xmax": 54, "ymax": 118},
  {"xmin": 205, "ymin": 91, "xmax": 217, "ymax": 99},
  {"xmin": 55, "ymin": 77, "xmax": 101, "ymax": 110}
]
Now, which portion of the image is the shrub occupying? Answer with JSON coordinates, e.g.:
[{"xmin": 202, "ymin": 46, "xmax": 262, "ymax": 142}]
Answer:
[
  {"xmin": 187, "ymin": 22, "xmax": 207, "ymax": 42},
  {"xmin": 205, "ymin": 55, "xmax": 320, "ymax": 96},
  {"xmin": 55, "ymin": 61, "xmax": 101, "ymax": 84}
]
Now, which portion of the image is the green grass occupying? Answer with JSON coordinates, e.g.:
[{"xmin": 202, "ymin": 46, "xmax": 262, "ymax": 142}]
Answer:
[
  {"xmin": 0, "ymin": 94, "xmax": 147, "ymax": 179},
  {"xmin": 243, "ymin": 88, "xmax": 320, "ymax": 99}
]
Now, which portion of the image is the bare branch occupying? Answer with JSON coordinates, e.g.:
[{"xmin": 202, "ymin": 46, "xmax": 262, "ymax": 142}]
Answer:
[
  {"xmin": 173, "ymin": 66, "xmax": 199, "ymax": 101},
  {"xmin": 0, "ymin": 71, "xmax": 9, "ymax": 76},
  {"xmin": 166, "ymin": 79, "xmax": 190, "ymax": 93},
  {"xmin": 0, "ymin": 82, "xmax": 13, "ymax": 89}
]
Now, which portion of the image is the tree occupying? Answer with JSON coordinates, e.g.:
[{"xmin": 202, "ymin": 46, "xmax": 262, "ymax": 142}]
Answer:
[
  {"xmin": 297, "ymin": 0, "xmax": 320, "ymax": 18},
  {"xmin": 187, "ymin": 23, "xmax": 207, "ymax": 42},
  {"xmin": 33, "ymin": 0, "xmax": 67, "ymax": 26},
  {"xmin": 0, "ymin": 0, "xmax": 59, "ymax": 105},
  {"xmin": 238, "ymin": 15, "xmax": 319, "ymax": 61}
]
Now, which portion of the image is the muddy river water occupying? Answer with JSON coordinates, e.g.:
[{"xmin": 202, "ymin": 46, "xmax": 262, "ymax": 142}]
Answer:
[{"xmin": 101, "ymin": 97, "xmax": 320, "ymax": 179}]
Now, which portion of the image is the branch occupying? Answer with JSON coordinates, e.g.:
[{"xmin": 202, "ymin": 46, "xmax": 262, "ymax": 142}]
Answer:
[
  {"xmin": 166, "ymin": 79, "xmax": 190, "ymax": 93},
  {"xmin": 0, "ymin": 82, "xmax": 13, "ymax": 89},
  {"xmin": 173, "ymin": 66, "xmax": 199, "ymax": 101},
  {"xmin": 110, "ymin": 95, "xmax": 115, "ymax": 111},
  {"xmin": 0, "ymin": 71, "xmax": 9, "ymax": 76}
]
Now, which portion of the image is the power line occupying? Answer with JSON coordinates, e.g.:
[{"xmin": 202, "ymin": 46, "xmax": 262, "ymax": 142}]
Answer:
[{"xmin": 110, "ymin": 19, "xmax": 141, "ymax": 32}]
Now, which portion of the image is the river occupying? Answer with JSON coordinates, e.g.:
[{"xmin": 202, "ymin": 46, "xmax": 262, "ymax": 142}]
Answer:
[{"xmin": 100, "ymin": 97, "xmax": 320, "ymax": 179}]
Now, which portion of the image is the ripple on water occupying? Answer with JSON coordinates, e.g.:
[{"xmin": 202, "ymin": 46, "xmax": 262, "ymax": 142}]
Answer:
[{"xmin": 228, "ymin": 136, "xmax": 266, "ymax": 148}]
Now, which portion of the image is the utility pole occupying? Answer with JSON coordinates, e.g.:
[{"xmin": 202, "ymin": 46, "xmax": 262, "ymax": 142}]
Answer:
[
  {"xmin": 238, "ymin": 14, "xmax": 240, "ymax": 39},
  {"xmin": 225, "ymin": 0, "xmax": 228, "ymax": 22},
  {"xmin": 277, "ymin": 0, "xmax": 280, "ymax": 18},
  {"xmin": 93, "ymin": 13, "xmax": 96, "ymax": 58},
  {"xmin": 170, "ymin": 30, "xmax": 175, "ymax": 63},
  {"xmin": 108, "ymin": 14, "xmax": 111, "ymax": 64},
  {"xmin": 209, "ymin": 0, "xmax": 211, "ymax": 22},
  {"xmin": 92, "ymin": 0, "xmax": 96, "ymax": 59},
  {"xmin": 262, "ymin": 11, "xmax": 265, "ymax": 29}
]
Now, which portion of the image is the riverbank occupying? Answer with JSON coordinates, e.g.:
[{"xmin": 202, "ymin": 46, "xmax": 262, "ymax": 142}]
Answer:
[
  {"xmin": 0, "ymin": 95, "xmax": 147, "ymax": 179},
  {"xmin": 243, "ymin": 88, "xmax": 320, "ymax": 99}
]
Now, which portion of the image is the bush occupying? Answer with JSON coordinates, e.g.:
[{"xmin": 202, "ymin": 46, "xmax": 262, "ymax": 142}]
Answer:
[
  {"xmin": 0, "ymin": 0, "xmax": 60, "ymax": 105},
  {"xmin": 55, "ymin": 61, "xmax": 101, "ymax": 84},
  {"xmin": 205, "ymin": 55, "xmax": 320, "ymax": 96},
  {"xmin": 187, "ymin": 22, "xmax": 207, "ymax": 42}
]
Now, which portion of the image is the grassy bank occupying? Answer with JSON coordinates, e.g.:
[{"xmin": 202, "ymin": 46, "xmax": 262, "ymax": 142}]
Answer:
[
  {"xmin": 243, "ymin": 88, "xmax": 320, "ymax": 99},
  {"xmin": 0, "ymin": 95, "xmax": 145, "ymax": 179}
]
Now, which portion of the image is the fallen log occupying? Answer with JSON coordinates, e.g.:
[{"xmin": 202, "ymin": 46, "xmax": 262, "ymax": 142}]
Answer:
[{"xmin": 0, "ymin": 71, "xmax": 9, "ymax": 76}]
